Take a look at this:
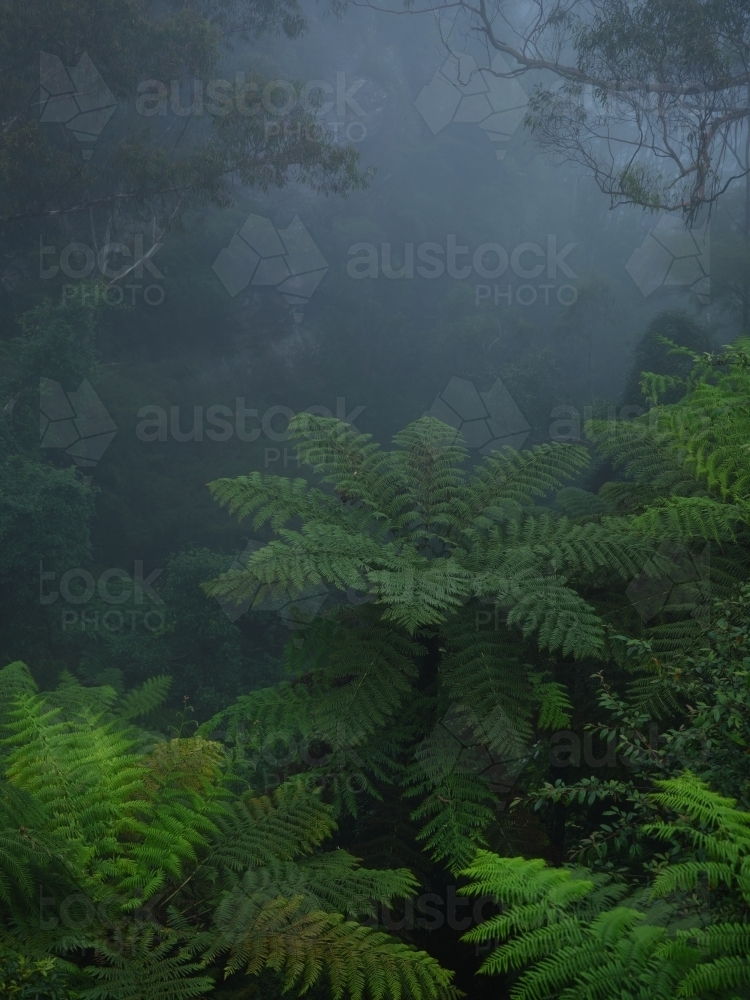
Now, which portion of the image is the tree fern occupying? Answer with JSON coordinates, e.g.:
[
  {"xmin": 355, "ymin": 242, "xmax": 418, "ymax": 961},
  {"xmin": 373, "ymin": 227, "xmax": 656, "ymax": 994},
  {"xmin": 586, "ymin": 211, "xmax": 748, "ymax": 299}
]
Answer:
[
  {"xmin": 460, "ymin": 774, "xmax": 750, "ymax": 999},
  {"xmin": 206, "ymin": 415, "xmax": 624, "ymax": 653},
  {"xmin": 204, "ymin": 416, "xmax": 658, "ymax": 870},
  {"xmin": 209, "ymin": 899, "xmax": 459, "ymax": 1000},
  {"xmin": 81, "ymin": 927, "xmax": 215, "ymax": 1000},
  {"xmin": 0, "ymin": 662, "xmax": 459, "ymax": 1000},
  {"xmin": 586, "ymin": 339, "xmax": 750, "ymax": 658}
]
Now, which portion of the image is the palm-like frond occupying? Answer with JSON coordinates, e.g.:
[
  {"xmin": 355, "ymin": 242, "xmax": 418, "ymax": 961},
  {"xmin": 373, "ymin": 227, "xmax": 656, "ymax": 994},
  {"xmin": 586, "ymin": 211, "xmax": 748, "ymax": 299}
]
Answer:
[{"xmin": 204, "ymin": 415, "xmax": 649, "ymax": 871}]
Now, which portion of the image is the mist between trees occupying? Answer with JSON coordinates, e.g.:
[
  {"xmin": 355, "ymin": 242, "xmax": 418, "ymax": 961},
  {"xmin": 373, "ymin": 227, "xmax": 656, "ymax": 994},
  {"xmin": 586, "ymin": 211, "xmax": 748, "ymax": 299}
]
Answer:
[{"xmin": 1, "ymin": 0, "xmax": 750, "ymax": 998}]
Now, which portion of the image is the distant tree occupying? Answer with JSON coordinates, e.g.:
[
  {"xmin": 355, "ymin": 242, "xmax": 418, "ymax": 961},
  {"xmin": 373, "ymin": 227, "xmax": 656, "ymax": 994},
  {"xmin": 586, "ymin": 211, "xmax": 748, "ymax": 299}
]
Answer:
[
  {"xmin": 0, "ymin": 0, "xmax": 365, "ymax": 270},
  {"xmin": 712, "ymin": 189, "xmax": 750, "ymax": 329},
  {"xmin": 387, "ymin": 0, "xmax": 750, "ymax": 221}
]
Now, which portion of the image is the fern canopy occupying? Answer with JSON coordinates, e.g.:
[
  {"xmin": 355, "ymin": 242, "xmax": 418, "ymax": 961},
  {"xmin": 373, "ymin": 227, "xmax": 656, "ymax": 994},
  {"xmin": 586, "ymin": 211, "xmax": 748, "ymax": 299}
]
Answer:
[
  {"xmin": 204, "ymin": 415, "xmax": 654, "ymax": 872},
  {"xmin": 0, "ymin": 661, "xmax": 459, "ymax": 1000},
  {"xmin": 460, "ymin": 774, "xmax": 750, "ymax": 1000}
]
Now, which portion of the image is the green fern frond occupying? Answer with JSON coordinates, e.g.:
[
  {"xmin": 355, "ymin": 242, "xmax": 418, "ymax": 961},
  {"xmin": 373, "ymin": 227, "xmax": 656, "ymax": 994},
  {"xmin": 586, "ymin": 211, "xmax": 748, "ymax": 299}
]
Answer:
[
  {"xmin": 458, "ymin": 776, "xmax": 750, "ymax": 1000},
  {"xmin": 466, "ymin": 444, "xmax": 590, "ymax": 516},
  {"xmin": 407, "ymin": 771, "xmax": 496, "ymax": 873},
  {"xmin": 214, "ymin": 850, "xmax": 417, "ymax": 925},
  {"xmin": 118, "ymin": 675, "xmax": 173, "ymax": 721},
  {"xmin": 290, "ymin": 413, "xmax": 404, "ymax": 515},
  {"xmin": 640, "ymin": 371, "xmax": 686, "ymax": 402},
  {"xmin": 535, "ymin": 681, "xmax": 573, "ymax": 730},
  {"xmin": 556, "ymin": 488, "xmax": 611, "ymax": 520},
  {"xmin": 677, "ymin": 955, "xmax": 750, "ymax": 998},
  {"xmin": 211, "ymin": 896, "xmax": 460, "ymax": 1000},
  {"xmin": 81, "ymin": 926, "xmax": 215, "ymax": 1000},
  {"xmin": 588, "ymin": 418, "xmax": 700, "ymax": 494},
  {"xmin": 503, "ymin": 577, "xmax": 605, "ymax": 659},
  {"xmin": 628, "ymin": 496, "xmax": 745, "ymax": 542},
  {"xmin": 0, "ymin": 661, "xmax": 37, "ymax": 709},
  {"xmin": 45, "ymin": 672, "xmax": 119, "ymax": 720}
]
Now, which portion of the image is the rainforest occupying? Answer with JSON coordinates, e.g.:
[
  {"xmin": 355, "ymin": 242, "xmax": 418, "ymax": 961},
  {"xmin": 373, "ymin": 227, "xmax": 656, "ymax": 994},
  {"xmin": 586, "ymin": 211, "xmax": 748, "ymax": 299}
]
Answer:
[{"xmin": 1, "ymin": 0, "xmax": 750, "ymax": 997}]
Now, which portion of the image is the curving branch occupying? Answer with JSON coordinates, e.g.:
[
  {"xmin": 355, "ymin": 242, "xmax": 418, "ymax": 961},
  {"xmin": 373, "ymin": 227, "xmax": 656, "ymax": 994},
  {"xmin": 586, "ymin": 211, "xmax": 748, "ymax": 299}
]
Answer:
[{"xmin": 359, "ymin": 0, "xmax": 750, "ymax": 219}]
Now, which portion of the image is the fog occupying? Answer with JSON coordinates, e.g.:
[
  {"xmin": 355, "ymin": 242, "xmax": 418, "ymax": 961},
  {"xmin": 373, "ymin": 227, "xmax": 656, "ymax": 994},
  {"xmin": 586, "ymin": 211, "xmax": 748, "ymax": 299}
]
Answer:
[
  {"xmin": 66, "ymin": 0, "xmax": 729, "ymax": 572},
  {"xmin": 2, "ymin": 0, "xmax": 749, "ymax": 995}
]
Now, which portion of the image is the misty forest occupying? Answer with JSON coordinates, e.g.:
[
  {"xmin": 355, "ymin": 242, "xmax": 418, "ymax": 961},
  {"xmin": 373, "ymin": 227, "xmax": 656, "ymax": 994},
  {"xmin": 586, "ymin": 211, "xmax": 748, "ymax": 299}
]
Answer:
[{"xmin": 2, "ymin": 0, "xmax": 750, "ymax": 997}]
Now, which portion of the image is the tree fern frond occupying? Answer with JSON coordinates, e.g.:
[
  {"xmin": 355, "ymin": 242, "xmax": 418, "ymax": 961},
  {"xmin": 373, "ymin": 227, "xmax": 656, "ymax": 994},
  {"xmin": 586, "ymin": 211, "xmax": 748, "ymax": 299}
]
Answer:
[
  {"xmin": 465, "ymin": 443, "xmax": 589, "ymax": 521},
  {"xmin": 503, "ymin": 578, "xmax": 605, "ymax": 659},
  {"xmin": 214, "ymin": 850, "xmax": 417, "ymax": 924},
  {"xmin": 208, "ymin": 782, "xmax": 338, "ymax": 874},
  {"xmin": 627, "ymin": 496, "xmax": 746, "ymax": 542},
  {"xmin": 407, "ymin": 770, "xmax": 496, "ymax": 873},
  {"xmin": 81, "ymin": 926, "xmax": 215, "ymax": 1000},
  {"xmin": 209, "ymin": 895, "xmax": 460, "ymax": 1000},
  {"xmin": 118, "ymin": 676, "xmax": 173, "ymax": 721},
  {"xmin": 289, "ymin": 413, "xmax": 404, "ymax": 516},
  {"xmin": 677, "ymin": 955, "xmax": 750, "ymax": 998},
  {"xmin": 0, "ymin": 662, "xmax": 37, "ymax": 718}
]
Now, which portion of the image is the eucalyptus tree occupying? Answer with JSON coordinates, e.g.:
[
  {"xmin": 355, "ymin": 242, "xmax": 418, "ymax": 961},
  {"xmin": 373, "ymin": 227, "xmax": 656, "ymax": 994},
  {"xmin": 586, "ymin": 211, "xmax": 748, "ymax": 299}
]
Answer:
[{"xmin": 375, "ymin": 0, "xmax": 750, "ymax": 220}]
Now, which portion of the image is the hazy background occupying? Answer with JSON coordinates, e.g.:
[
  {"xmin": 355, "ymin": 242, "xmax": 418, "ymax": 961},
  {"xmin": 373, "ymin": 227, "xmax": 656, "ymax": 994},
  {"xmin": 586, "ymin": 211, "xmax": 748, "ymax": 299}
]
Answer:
[{"xmin": 3, "ymin": 0, "xmax": 739, "ymax": 708}]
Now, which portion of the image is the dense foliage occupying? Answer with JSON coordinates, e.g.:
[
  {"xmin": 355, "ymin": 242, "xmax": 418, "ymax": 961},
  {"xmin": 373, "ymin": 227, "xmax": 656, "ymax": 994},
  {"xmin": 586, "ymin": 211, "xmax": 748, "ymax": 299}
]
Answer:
[
  {"xmin": 3, "ymin": 329, "xmax": 750, "ymax": 996},
  {"xmin": 0, "ymin": 661, "xmax": 458, "ymax": 1000},
  {"xmin": 1, "ymin": 0, "xmax": 750, "ymax": 996}
]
